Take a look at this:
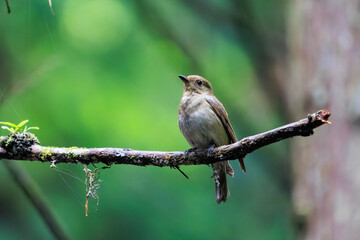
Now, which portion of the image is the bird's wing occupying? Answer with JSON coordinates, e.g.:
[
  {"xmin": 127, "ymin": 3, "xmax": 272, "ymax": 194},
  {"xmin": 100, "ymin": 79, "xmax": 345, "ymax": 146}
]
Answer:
[{"xmin": 206, "ymin": 96, "xmax": 246, "ymax": 173}]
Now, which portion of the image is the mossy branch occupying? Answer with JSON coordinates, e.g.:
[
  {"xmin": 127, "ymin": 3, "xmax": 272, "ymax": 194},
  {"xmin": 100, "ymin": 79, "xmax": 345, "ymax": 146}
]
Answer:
[{"xmin": 0, "ymin": 110, "xmax": 331, "ymax": 166}]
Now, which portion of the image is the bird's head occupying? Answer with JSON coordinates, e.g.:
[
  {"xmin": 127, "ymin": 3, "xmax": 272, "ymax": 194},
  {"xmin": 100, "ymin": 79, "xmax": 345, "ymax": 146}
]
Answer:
[{"xmin": 178, "ymin": 75, "xmax": 214, "ymax": 95}]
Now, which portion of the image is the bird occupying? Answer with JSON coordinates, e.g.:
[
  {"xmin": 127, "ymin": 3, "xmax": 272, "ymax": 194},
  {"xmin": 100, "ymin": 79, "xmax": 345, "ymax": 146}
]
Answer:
[{"xmin": 178, "ymin": 74, "xmax": 246, "ymax": 203}]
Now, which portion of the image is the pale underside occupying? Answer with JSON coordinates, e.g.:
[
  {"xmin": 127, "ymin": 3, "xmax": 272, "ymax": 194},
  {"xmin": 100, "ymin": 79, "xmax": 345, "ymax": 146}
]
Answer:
[{"xmin": 178, "ymin": 95, "xmax": 229, "ymax": 148}]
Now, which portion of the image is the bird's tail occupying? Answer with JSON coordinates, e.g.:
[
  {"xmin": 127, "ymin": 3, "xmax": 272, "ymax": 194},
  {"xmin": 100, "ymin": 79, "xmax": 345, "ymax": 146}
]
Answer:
[{"xmin": 212, "ymin": 162, "xmax": 229, "ymax": 203}]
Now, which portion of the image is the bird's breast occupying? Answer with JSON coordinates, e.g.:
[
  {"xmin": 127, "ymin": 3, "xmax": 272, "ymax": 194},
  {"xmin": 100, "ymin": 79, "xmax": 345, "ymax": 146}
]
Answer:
[{"xmin": 178, "ymin": 96, "xmax": 228, "ymax": 148}]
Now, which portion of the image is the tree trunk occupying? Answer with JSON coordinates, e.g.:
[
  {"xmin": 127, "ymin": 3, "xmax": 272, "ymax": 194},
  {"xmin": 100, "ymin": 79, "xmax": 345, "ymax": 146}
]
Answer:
[{"xmin": 288, "ymin": 1, "xmax": 360, "ymax": 239}]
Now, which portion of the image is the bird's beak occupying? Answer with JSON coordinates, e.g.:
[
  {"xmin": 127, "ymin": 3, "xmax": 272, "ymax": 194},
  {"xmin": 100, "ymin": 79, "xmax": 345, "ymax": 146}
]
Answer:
[{"xmin": 178, "ymin": 75, "xmax": 189, "ymax": 83}]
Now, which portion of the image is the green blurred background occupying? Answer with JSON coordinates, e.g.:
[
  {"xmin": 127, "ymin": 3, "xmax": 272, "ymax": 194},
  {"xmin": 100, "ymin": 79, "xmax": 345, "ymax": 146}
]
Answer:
[{"xmin": 0, "ymin": 0, "xmax": 295, "ymax": 239}]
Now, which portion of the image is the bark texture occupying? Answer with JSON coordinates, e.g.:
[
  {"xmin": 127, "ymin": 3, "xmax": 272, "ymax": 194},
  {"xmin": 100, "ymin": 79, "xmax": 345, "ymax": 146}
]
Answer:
[
  {"xmin": 288, "ymin": 1, "xmax": 360, "ymax": 239},
  {"xmin": 0, "ymin": 110, "xmax": 330, "ymax": 166}
]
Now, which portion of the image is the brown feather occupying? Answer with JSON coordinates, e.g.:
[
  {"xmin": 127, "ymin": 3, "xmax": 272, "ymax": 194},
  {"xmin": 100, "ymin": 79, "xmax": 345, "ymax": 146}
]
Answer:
[
  {"xmin": 206, "ymin": 96, "xmax": 246, "ymax": 173},
  {"xmin": 213, "ymin": 162, "xmax": 229, "ymax": 203}
]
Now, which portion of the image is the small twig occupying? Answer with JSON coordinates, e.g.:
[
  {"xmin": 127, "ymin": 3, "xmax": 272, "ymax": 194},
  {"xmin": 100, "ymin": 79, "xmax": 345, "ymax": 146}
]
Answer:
[
  {"xmin": 174, "ymin": 166, "xmax": 190, "ymax": 179},
  {"xmin": 0, "ymin": 110, "xmax": 331, "ymax": 167},
  {"xmin": 48, "ymin": 0, "xmax": 54, "ymax": 15},
  {"xmin": 5, "ymin": 0, "xmax": 10, "ymax": 13}
]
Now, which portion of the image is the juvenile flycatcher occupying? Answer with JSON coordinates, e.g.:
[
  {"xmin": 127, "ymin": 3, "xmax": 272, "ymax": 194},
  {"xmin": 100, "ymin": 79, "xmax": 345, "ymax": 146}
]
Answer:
[{"xmin": 178, "ymin": 75, "xmax": 246, "ymax": 203}]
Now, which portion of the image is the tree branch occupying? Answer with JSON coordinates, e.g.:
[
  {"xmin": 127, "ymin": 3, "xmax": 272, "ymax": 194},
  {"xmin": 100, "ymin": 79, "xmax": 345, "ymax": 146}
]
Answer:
[{"xmin": 0, "ymin": 110, "xmax": 331, "ymax": 166}]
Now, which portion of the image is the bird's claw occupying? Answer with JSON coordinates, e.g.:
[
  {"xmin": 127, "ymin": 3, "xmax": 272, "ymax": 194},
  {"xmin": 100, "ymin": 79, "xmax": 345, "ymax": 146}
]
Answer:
[
  {"xmin": 184, "ymin": 147, "xmax": 198, "ymax": 155},
  {"xmin": 207, "ymin": 144, "xmax": 216, "ymax": 157}
]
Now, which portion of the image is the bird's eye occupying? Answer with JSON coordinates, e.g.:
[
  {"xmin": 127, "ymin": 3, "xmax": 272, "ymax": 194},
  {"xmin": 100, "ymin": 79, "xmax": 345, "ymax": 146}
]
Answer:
[{"xmin": 196, "ymin": 80, "xmax": 203, "ymax": 86}]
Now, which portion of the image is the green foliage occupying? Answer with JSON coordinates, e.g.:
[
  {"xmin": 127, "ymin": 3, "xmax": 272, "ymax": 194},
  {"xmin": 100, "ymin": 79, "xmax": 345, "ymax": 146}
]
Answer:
[
  {"xmin": 0, "ymin": 120, "xmax": 39, "ymax": 134},
  {"xmin": 0, "ymin": 0, "xmax": 291, "ymax": 239}
]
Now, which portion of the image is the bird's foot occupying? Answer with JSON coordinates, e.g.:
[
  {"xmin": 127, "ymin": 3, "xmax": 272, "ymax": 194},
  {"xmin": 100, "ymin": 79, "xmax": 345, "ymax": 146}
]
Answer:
[
  {"xmin": 184, "ymin": 147, "xmax": 198, "ymax": 155},
  {"xmin": 207, "ymin": 144, "xmax": 216, "ymax": 157}
]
